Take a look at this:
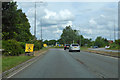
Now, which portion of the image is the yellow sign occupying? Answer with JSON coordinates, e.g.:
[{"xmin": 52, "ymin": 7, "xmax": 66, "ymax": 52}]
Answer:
[
  {"xmin": 43, "ymin": 44, "xmax": 47, "ymax": 47},
  {"xmin": 25, "ymin": 44, "xmax": 34, "ymax": 52}
]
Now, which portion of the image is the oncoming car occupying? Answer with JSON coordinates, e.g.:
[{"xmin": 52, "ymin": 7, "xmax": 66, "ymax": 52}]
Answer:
[
  {"xmin": 69, "ymin": 44, "xmax": 80, "ymax": 52},
  {"xmin": 64, "ymin": 44, "xmax": 70, "ymax": 50}
]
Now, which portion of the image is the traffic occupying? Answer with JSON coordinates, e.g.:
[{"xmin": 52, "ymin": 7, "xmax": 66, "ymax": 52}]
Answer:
[{"xmin": 64, "ymin": 44, "xmax": 80, "ymax": 52}]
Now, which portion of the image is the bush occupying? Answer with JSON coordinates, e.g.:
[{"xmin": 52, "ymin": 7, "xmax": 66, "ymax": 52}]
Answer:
[
  {"xmin": 2, "ymin": 40, "xmax": 24, "ymax": 56},
  {"xmin": 33, "ymin": 41, "xmax": 42, "ymax": 51},
  {"xmin": 18, "ymin": 42, "xmax": 26, "ymax": 49},
  {"xmin": 109, "ymin": 43, "xmax": 119, "ymax": 50},
  {"xmin": 2, "ymin": 40, "xmax": 42, "ymax": 56}
]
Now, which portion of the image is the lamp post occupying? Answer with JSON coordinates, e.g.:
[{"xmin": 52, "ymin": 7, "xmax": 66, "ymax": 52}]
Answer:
[
  {"xmin": 39, "ymin": 1, "xmax": 47, "ymax": 41},
  {"xmin": 79, "ymin": 30, "xmax": 81, "ymax": 47},
  {"xmin": 34, "ymin": 2, "xmax": 36, "ymax": 39}
]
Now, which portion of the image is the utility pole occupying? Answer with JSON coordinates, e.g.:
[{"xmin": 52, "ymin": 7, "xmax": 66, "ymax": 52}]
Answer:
[
  {"xmin": 39, "ymin": 1, "xmax": 45, "ymax": 41},
  {"xmin": 34, "ymin": 2, "xmax": 36, "ymax": 39},
  {"xmin": 79, "ymin": 26, "xmax": 81, "ymax": 47},
  {"xmin": 114, "ymin": 19, "xmax": 116, "ymax": 42},
  {"xmin": 110, "ymin": 33, "xmax": 111, "ymax": 41},
  {"xmin": 80, "ymin": 31, "xmax": 81, "ymax": 47},
  {"xmin": 41, "ymin": 19, "xmax": 42, "ymax": 41}
]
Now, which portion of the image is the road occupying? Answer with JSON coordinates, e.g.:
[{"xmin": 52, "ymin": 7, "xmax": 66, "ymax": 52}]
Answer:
[{"xmin": 12, "ymin": 49, "xmax": 118, "ymax": 78}]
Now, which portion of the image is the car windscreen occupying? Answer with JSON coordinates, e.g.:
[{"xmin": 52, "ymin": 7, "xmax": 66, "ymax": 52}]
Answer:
[
  {"xmin": 66, "ymin": 44, "xmax": 70, "ymax": 46},
  {"xmin": 72, "ymin": 44, "xmax": 79, "ymax": 46}
]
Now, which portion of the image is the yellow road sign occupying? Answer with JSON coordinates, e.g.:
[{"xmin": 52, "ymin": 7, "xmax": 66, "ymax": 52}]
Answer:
[
  {"xmin": 25, "ymin": 44, "xmax": 34, "ymax": 52},
  {"xmin": 43, "ymin": 44, "xmax": 47, "ymax": 47}
]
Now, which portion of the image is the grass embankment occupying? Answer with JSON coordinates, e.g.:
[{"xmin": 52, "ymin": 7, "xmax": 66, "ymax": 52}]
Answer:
[
  {"xmin": 80, "ymin": 47, "xmax": 119, "ymax": 57},
  {"xmin": 80, "ymin": 47, "xmax": 89, "ymax": 51},
  {"xmin": 0, "ymin": 40, "xmax": 2, "ymax": 49},
  {"xmin": 2, "ymin": 56, "xmax": 33, "ymax": 72},
  {"xmin": 106, "ymin": 48, "xmax": 120, "ymax": 50},
  {"xmin": 53, "ymin": 46, "xmax": 64, "ymax": 48},
  {"xmin": 2, "ymin": 47, "xmax": 50, "ymax": 72},
  {"xmin": 0, "ymin": 57, "xmax": 2, "ymax": 74}
]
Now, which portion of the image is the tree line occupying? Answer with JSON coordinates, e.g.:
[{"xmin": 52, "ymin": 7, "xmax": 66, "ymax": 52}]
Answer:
[{"xmin": 43, "ymin": 25, "xmax": 120, "ymax": 49}]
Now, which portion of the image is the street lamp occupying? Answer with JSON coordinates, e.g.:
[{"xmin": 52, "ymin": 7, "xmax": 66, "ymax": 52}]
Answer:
[
  {"xmin": 79, "ymin": 29, "xmax": 81, "ymax": 47},
  {"xmin": 34, "ymin": 2, "xmax": 36, "ymax": 39},
  {"xmin": 38, "ymin": 1, "xmax": 47, "ymax": 41}
]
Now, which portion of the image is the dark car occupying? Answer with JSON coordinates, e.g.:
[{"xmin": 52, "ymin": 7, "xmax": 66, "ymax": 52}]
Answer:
[
  {"xmin": 64, "ymin": 44, "xmax": 70, "ymax": 50},
  {"xmin": 93, "ymin": 46, "xmax": 98, "ymax": 48}
]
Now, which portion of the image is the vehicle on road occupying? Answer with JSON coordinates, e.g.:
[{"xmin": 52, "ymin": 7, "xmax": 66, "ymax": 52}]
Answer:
[
  {"xmin": 64, "ymin": 44, "xmax": 70, "ymax": 50},
  {"xmin": 105, "ymin": 45, "xmax": 110, "ymax": 49},
  {"xmin": 93, "ymin": 46, "xmax": 98, "ymax": 48},
  {"xmin": 69, "ymin": 44, "xmax": 80, "ymax": 52}
]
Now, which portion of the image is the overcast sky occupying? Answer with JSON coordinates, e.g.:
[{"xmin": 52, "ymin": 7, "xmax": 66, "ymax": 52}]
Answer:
[{"xmin": 15, "ymin": 1, "xmax": 118, "ymax": 41}]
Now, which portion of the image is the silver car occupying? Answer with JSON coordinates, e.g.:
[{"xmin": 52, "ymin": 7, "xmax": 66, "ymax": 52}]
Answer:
[{"xmin": 69, "ymin": 44, "xmax": 80, "ymax": 52}]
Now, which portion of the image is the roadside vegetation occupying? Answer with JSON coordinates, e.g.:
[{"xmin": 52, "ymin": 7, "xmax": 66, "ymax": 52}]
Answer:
[
  {"xmin": 2, "ymin": 1, "xmax": 43, "ymax": 72},
  {"xmin": 43, "ymin": 25, "xmax": 120, "ymax": 50},
  {"xmin": 2, "ymin": 2, "xmax": 42, "ymax": 56}
]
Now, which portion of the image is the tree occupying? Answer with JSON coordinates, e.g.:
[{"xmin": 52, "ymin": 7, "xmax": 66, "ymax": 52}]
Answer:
[
  {"xmin": 60, "ymin": 25, "xmax": 79, "ymax": 44},
  {"xmin": 94, "ymin": 36, "xmax": 109, "ymax": 47},
  {"xmin": 2, "ymin": 2, "xmax": 34, "ymax": 41},
  {"xmin": 43, "ymin": 40, "xmax": 57, "ymax": 46}
]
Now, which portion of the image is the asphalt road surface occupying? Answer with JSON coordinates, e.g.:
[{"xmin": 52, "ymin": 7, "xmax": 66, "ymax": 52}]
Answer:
[{"xmin": 12, "ymin": 49, "xmax": 118, "ymax": 78}]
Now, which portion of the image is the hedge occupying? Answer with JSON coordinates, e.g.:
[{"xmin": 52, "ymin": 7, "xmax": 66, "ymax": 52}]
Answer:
[
  {"xmin": 2, "ymin": 40, "xmax": 24, "ymax": 56},
  {"xmin": 2, "ymin": 40, "xmax": 42, "ymax": 56}
]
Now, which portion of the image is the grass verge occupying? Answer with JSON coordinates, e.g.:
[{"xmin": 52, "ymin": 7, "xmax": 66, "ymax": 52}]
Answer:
[
  {"xmin": 80, "ymin": 47, "xmax": 119, "ymax": 58},
  {"xmin": 2, "ymin": 56, "xmax": 33, "ymax": 72},
  {"xmin": 2, "ymin": 47, "xmax": 50, "ymax": 72}
]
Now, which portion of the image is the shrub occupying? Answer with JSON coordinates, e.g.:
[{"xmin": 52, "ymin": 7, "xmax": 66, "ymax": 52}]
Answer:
[
  {"xmin": 2, "ymin": 40, "xmax": 24, "ymax": 56},
  {"xmin": 33, "ymin": 41, "xmax": 42, "ymax": 51},
  {"xmin": 18, "ymin": 42, "xmax": 26, "ymax": 49}
]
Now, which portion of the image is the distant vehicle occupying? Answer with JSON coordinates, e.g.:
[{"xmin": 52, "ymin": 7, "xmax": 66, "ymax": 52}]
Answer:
[
  {"xmin": 105, "ymin": 45, "xmax": 110, "ymax": 49},
  {"xmin": 69, "ymin": 44, "xmax": 80, "ymax": 52},
  {"xmin": 64, "ymin": 44, "xmax": 70, "ymax": 50},
  {"xmin": 93, "ymin": 46, "xmax": 98, "ymax": 48}
]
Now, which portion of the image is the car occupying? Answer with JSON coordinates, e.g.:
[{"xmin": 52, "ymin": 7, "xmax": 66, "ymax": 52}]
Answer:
[
  {"xmin": 105, "ymin": 45, "xmax": 110, "ymax": 49},
  {"xmin": 69, "ymin": 44, "xmax": 80, "ymax": 52},
  {"xmin": 64, "ymin": 44, "xmax": 70, "ymax": 50},
  {"xmin": 93, "ymin": 46, "xmax": 98, "ymax": 48}
]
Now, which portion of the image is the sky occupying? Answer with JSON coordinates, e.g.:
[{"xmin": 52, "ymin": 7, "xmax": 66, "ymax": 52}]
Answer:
[{"xmin": 15, "ymin": 1, "xmax": 118, "ymax": 41}]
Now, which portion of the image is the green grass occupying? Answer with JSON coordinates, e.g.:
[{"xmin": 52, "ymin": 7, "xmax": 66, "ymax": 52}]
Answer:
[
  {"xmin": 80, "ymin": 47, "xmax": 89, "ymax": 51},
  {"xmin": 106, "ymin": 48, "xmax": 119, "ymax": 50},
  {"xmin": 0, "ymin": 40, "xmax": 2, "ymax": 49},
  {"xmin": 53, "ymin": 46, "xmax": 64, "ymax": 48},
  {"xmin": 0, "ymin": 57, "xmax": 2, "ymax": 74},
  {"xmin": 2, "ymin": 47, "xmax": 50, "ymax": 72},
  {"xmin": 2, "ymin": 56, "xmax": 33, "ymax": 72}
]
